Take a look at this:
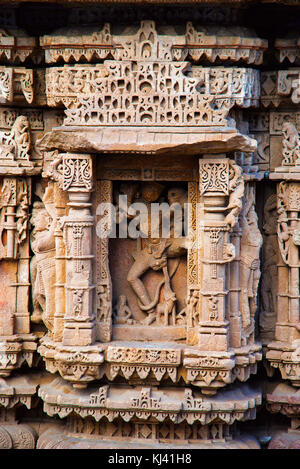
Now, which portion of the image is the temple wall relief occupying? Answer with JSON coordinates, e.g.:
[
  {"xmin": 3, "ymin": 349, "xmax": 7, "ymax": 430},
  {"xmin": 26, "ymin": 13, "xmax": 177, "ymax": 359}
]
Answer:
[{"xmin": 0, "ymin": 4, "xmax": 300, "ymax": 448}]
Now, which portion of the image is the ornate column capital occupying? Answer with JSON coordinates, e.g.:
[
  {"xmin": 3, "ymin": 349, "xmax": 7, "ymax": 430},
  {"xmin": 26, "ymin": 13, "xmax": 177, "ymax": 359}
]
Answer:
[{"xmin": 48, "ymin": 153, "xmax": 93, "ymax": 192}]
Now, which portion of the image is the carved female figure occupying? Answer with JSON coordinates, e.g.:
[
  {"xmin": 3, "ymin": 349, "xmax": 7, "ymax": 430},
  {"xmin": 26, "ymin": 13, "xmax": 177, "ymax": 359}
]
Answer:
[
  {"xmin": 239, "ymin": 188, "xmax": 263, "ymax": 329},
  {"xmin": 124, "ymin": 182, "xmax": 187, "ymax": 325},
  {"xmin": 260, "ymin": 194, "xmax": 278, "ymax": 342},
  {"xmin": 30, "ymin": 187, "xmax": 56, "ymax": 332}
]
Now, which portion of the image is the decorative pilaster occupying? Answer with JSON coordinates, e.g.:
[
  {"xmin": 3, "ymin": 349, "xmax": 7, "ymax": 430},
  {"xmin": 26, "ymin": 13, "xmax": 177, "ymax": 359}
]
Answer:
[
  {"xmin": 50, "ymin": 153, "xmax": 95, "ymax": 346},
  {"xmin": 40, "ymin": 153, "xmax": 104, "ymax": 388},
  {"xmin": 0, "ymin": 176, "xmax": 37, "ymax": 377},
  {"xmin": 184, "ymin": 156, "xmax": 261, "ymax": 394},
  {"xmin": 197, "ymin": 156, "xmax": 234, "ymax": 352}
]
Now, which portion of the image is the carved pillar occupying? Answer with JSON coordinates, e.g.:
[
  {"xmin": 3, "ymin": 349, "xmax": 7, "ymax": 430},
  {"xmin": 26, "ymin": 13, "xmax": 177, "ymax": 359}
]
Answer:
[
  {"xmin": 229, "ymin": 223, "xmax": 242, "ymax": 348},
  {"xmin": 53, "ymin": 182, "xmax": 68, "ymax": 342},
  {"xmin": 95, "ymin": 180, "xmax": 112, "ymax": 343},
  {"xmin": 186, "ymin": 181, "xmax": 201, "ymax": 345},
  {"xmin": 276, "ymin": 182, "xmax": 300, "ymax": 339},
  {"xmin": 14, "ymin": 177, "xmax": 32, "ymax": 336},
  {"xmin": 0, "ymin": 176, "xmax": 32, "ymax": 333},
  {"xmin": 49, "ymin": 153, "xmax": 95, "ymax": 347},
  {"xmin": 2, "ymin": 178, "xmax": 17, "ymax": 259},
  {"xmin": 197, "ymin": 156, "xmax": 232, "ymax": 352}
]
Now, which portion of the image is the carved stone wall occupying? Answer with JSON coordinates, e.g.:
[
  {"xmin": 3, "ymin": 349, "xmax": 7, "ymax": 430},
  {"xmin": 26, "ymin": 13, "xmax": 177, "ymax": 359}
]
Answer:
[{"xmin": 0, "ymin": 0, "xmax": 300, "ymax": 450}]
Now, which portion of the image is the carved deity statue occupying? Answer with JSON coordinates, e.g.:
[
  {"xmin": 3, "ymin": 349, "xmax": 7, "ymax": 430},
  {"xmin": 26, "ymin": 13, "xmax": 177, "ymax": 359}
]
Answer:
[
  {"xmin": 260, "ymin": 194, "xmax": 278, "ymax": 342},
  {"xmin": 239, "ymin": 186, "xmax": 263, "ymax": 329},
  {"xmin": 113, "ymin": 295, "xmax": 135, "ymax": 325},
  {"xmin": 0, "ymin": 115, "xmax": 31, "ymax": 163},
  {"xmin": 30, "ymin": 185, "xmax": 56, "ymax": 332},
  {"xmin": 117, "ymin": 182, "xmax": 187, "ymax": 326},
  {"xmin": 282, "ymin": 122, "xmax": 300, "ymax": 166}
]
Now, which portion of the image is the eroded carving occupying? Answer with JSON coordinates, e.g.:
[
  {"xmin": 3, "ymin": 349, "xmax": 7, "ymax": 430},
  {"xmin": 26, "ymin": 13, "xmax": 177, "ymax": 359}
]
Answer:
[{"xmin": 30, "ymin": 185, "xmax": 56, "ymax": 331}]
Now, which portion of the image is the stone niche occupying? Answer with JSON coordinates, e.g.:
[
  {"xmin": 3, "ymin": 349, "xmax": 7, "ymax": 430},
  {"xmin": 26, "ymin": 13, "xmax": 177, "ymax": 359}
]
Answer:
[{"xmin": 2, "ymin": 1, "xmax": 300, "ymax": 449}]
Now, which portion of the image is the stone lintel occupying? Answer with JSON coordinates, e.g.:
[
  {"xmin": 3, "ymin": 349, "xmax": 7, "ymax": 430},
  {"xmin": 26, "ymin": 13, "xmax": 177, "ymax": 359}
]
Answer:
[{"xmin": 37, "ymin": 126, "xmax": 257, "ymax": 156}]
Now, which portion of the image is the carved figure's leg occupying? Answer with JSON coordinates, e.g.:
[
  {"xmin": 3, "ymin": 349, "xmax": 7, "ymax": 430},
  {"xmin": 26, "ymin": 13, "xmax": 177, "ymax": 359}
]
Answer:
[
  {"xmin": 30, "ymin": 256, "xmax": 44, "ymax": 323},
  {"xmin": 240, "ymin": 262, "xmax": 251, "ymax": 328},
  {"xmin": 250, "ymin": 266, "xmax": 261, "ymax": 319},
  {"xmin": 127, "ymin": 251, "xmax": 153, "ymax": 306},
  {"xmin": 41, "ymin": 261, "xmax": 56, "ymax": 332}
]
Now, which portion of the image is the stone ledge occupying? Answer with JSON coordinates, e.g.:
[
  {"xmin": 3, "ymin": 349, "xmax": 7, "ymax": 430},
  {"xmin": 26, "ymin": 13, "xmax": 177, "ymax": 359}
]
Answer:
[{"xmin": 37, "ymin": 126, "xmax": 257, "ymax": 156}]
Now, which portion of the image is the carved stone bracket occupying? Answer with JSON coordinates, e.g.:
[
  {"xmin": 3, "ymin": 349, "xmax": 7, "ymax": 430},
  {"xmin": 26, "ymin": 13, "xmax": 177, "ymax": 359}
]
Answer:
[
  {"xmin": 275, "ymin": 36, "xmax": 300, "ymax": 64},
  {"xmin": 0, "ymin": 337, "xmax": 37, "ymax": 378},
  {"xmin": 0, "ymin": 67, "xmax": 34, "ymax": 104},
  {"xmin": 261, "ymin": 69, "xmax": 300, "ymax": 107},
  {"xmin": 38, "ymin": 337, "xmax": 104, "ymax": 389},
  {"xmin": 0, "ymin": 373, "xmax": 37, "ymax": 448},
  {"xmin": 0, "ymin": 30, "xmax": 37, "ymax": 64}
]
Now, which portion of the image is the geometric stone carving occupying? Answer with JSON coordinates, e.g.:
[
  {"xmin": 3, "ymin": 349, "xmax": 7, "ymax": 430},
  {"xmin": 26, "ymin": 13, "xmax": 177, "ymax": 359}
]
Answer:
[
  {"xmin": 1, "ymin": 5, "xmax": 299, "ymax": 449},
  {"xmin": 261, "ymin": 69, "xmax": 300, "ymax": 107},
  {"xmin": 0, "ymin": 67, "xmax": 34, "ymax": 104},
  {"xmin": 0, "ymin": 29, "xmax": 37, "ymax": 64},
  {"xmin": 40, "ymin": 21, "xmax": 267, "ymax": 66},
  {"xmin": 39, "ymin": 375, "xmax": 262, "ymax": 429},
  {"xmin": 44, "ymin": 21, "xmax": 260, "ymax": 131},
  {"xmin": 45, "ymin": 64, "xmax": 260, "ymax": 128},
  {"xmin": 275, "ymin": 36, "xmax": 300, "ymax": 64}
]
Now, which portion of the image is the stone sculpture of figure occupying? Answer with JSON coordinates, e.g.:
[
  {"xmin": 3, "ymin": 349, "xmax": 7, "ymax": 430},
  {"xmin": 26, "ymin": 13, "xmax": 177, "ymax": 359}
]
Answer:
[
  {"xmin": 260, "ymin": 194, "xmax": 278, "ymax": 343},
  {"xmin": 225, "ymin": 162, "xmax": 244, "ymax": 229},
  {"xmin": 186, "ymin": 289, "xmax": 199, "ymax": 326},
  {"xmin": 30, "ymin": 185, "xmax": 56, "ymax": 332},
  {"xmin": 282, "ymin": 122, "xmax": 300, "ymax": 166},
  {"xmin": 114, "ymin": 295, "xmax": 135, "ymax": 324},
  {"xmin": 0, "ymin": 116, "xmax": 31, "ymax": 162},
  {"xmin": 125, "ymin": 182, "xmax": 187, "ymax": 325},
  {"xmin": 239, "ymin": 187, "xmax": 263, "ymax": 329}
]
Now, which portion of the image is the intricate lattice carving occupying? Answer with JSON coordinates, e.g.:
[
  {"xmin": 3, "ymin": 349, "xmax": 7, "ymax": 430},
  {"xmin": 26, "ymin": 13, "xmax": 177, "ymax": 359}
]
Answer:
[{"xmin": 44, "ymin": 22, "xmax": 260, "ymax": 129}]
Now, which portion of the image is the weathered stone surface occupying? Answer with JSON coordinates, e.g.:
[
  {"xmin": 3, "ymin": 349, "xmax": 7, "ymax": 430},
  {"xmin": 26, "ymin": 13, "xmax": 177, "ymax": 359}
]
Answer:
[
  {"xmin": 37, "ymin": 126, "xmax": 257, "ymax": 156},
  {"xmin": 0, "ymin": 0, "xmax": 299, "ymax": 449}
]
